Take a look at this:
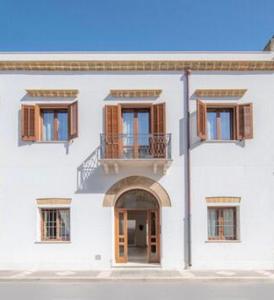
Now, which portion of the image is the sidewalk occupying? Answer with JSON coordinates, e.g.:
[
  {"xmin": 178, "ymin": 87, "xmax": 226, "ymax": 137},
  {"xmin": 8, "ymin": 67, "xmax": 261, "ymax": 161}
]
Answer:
[{"xmin": 0, "ymin": 269, "xmax": 274, "ymax": 281}]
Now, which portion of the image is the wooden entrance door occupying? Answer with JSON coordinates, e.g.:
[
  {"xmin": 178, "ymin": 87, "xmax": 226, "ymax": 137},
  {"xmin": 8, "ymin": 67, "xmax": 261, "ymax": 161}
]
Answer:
[
  {"xmin": 115, "ymin": 207, "xmax": 160, "ymax": 264},
  {"xmin": 147, "ymin": 209, "xmax": 160, "ymax": 263},
  {"xmin": 115, "ymin": 209, "xmax": 128, "ymax": 263}
]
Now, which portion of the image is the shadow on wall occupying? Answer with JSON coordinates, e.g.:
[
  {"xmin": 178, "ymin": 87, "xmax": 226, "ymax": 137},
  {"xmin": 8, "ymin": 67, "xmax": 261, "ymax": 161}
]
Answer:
[
  {"xmin": 178, "ymin": 76, "xmax": 203, "ymax": 157},
  {"xmin": 17, "ymin": 109, "xmax": 28, "ymax": 147},
  {"xmin": 189, "ymin": 111, "xmax": 202, "ymax": 150},
  {"xmin": 76, "ymin": 146, "xmax": 113, "ymax": 194},
  {"xmin": 179, "ymin": 112, "xmax": 204, "ymax": 154},
  {"xmin": 178, "ymin": 114, "xmax": 203, "ymax": 154},
  {"xmin": 20, "ymin": 94, "xmax": 77, "ymax": 103},
  {"xmin": 76, "ymin": 146, "xmax": 165, "ymax": 194}
]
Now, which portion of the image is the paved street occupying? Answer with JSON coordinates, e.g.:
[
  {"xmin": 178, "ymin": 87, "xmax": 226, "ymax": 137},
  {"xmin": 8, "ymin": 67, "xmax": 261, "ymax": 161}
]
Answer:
[
  {"xmin": 0, "ymin": 269, "xmax": 274, "ymax": 280},
  {"xmin": 0, "ymin": 280, "xmax": 274, "ymax": 300}
]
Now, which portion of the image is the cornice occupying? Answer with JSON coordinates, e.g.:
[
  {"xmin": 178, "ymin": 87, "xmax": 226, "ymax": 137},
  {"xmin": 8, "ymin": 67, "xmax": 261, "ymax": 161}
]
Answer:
[
  {"xmin": 26, "ymin": 89, "xmax": 78, "ymax": 97},
  {"xmin": 110, "ymin": 89, "xmax": 162, "ymax": 98},
  {"xmin": 0, "ymin": 60, "xmax": 274, "ymax": 71},
  {"xmin": 195, "ymin": 89, "xmax": 247, "ymax": 97}
]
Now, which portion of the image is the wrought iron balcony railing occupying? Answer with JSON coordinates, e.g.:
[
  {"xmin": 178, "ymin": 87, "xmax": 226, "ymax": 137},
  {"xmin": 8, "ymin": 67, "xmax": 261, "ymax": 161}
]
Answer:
[{"xmin": 100, "ymin": 133, "xmax": 172, "ymax": 160}]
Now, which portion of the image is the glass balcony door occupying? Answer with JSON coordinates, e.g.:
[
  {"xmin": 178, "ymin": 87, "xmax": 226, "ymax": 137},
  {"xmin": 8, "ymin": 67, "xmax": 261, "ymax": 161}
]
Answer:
[{"xmin": 122, "ymin": 109, "xmax": 150, "ymax": 159}]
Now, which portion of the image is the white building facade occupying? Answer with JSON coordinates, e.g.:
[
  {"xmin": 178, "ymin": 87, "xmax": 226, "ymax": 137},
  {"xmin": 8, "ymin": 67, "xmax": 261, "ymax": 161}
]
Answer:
[{"xmin": 1, "ymin": 40, "xmax": 274, "ymax": 270}]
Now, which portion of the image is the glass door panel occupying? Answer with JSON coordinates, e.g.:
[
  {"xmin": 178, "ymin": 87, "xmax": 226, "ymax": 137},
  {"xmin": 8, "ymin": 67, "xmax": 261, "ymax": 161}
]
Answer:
[
  {"xmin": 122, "ymin": 111, "xmax": 134, "ymax": 158},
  {"xmin": 122, "ymin": 109, "xmax": 151, "ymax": 159},
  {"xmin": 115, "ymin": 209, "xmax": 128, "ymax": 263},
  {"xmin": 147, "ymin": 209, "xmax": 160, "ymax": 263},
  {"xmin": 137, "ymin": 111, "xmax": 150, "ymax": 158}
]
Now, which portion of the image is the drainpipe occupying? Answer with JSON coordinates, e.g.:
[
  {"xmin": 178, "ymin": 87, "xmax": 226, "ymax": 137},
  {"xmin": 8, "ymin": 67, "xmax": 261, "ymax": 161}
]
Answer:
[{"xmin": 185, "ymin": 69, "xmax": 192, "ymax": 267}]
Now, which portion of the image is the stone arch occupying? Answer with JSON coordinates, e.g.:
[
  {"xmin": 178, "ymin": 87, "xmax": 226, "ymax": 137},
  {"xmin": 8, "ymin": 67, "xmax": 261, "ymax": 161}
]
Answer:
[{"xmin": 103, "ymin": 176, "xmax": 171, "ymax": 207}]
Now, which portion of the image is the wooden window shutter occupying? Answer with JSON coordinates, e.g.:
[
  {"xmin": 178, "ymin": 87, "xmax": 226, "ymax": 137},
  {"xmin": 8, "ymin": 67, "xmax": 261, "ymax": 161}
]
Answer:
[
  {"xmin": 236, "ymin": 103, "xmax": 253, "ymax": 140},
  {"xmin": 151, "ymin": 103, "xmax": 166, "ymax": 158},
  {"xmin": 69, "ymin": 101, "xmax": 78, "ymax": 139},
  {"xmin": 152, "ymin": 103, "xmax": 166, "ymax": 134},
  {"xmin": 21, "ymin": 104, "xmax": 37, "ymax": 141},
  {"xmin": 196, "ymin": 100, "xmax": 207, "ymax": 140},
  {"xmin": 104, "ymin": 105, "xmax": 122, "ymax": 158}
]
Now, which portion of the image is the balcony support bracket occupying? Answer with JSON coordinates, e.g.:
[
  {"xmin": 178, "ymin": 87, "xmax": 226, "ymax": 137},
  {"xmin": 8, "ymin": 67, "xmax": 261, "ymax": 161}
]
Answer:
[
  {"xmin": 163, "ymin": 163, "xmax": 168, "ymax": 175},
  {"xmin": 103, "ymin": 163, "xmax": 109, "ymax": 175},
  {"xmin": 100, "ymin": 159, "xmax": 172, "ymax": 175},
  {"xmin": 153, "ymin": 163, "xmax": 158, "ymax": 174},
  {"xmin": 114, "ymin": 163, "xmax": 119, "ymax": 174}
]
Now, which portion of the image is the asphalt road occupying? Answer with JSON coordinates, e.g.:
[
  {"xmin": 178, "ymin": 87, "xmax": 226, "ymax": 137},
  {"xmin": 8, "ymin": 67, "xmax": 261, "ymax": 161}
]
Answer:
[{"xmin": 0, "ymin": 280, "xmax": 273, "ymax": 300}]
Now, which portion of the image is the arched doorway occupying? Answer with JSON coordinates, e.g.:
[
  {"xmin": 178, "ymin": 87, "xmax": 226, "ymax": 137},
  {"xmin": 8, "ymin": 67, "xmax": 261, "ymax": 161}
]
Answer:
[{"xmin": 114, "ymin": 189, "xmax": 160, "ymax": 264}]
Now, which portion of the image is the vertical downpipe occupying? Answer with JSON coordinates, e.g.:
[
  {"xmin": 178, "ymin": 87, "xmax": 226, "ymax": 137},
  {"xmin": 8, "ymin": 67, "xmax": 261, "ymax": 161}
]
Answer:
[{"xmin": 185, "ymin": 69, "xmax": 192, "ymax": 267}]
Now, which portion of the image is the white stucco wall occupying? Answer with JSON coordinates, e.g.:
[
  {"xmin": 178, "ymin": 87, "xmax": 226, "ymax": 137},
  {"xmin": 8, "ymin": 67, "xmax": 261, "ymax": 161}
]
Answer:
[
  {"xmin": 0, "ymin": 51, "xmax": 274, "ymax": 270},
  {"xmin": 189, "ymin": 71, "xmax": 274, "ymax": 269},
  {"xmin": 0, "ymin": 67, "xmax": 186, "ymax": 270}
]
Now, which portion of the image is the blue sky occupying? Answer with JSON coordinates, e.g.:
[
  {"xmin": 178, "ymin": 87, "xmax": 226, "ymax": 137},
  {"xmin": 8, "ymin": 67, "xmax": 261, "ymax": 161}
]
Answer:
[{"xmin": 0, "ymin": 0, "xmax": 273, "ymax": 51}]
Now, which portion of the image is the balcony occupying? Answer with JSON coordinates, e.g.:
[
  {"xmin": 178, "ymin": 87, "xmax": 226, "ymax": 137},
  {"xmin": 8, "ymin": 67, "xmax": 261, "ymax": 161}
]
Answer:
[{"xmin": 99, "ymin": 134, "xmax": 172, "ymax": 174}]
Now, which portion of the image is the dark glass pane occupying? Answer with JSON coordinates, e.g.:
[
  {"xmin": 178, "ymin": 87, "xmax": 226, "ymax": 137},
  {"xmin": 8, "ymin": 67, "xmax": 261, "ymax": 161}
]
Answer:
[
  {"xmin": 42, "ymin": 111, "xmax": 54, "ymax": 141},
  {"xmin": 57, "ymin": 111, "xmax": 68, "ymax": 141},
  {"xmin": 119, "ymin": 213, "xmax": 124, "ymax": 235},
  {"xmin": 44, "ymin": 209, "xmax": 57, "ymax": 240},
  {"xmin": 207, "ymin": 112, "xmax": 217, "ymax": 140},
  {"xmin": 151, "ymin": 245, "xmax": 157, "ymax": 254},
  {"xmin": 122, "ymin": 112, "xmax": 134, "ymax": 145},
  {"xmin": 223, "ymin": 208, "xmax": 236, "ymax": 239},
  {"xmin": 208, "ymin": 209, "xmax": 218, "ymax": 238},
  {"xmin": 138, "ymin": 111, "xmax": 149, "ymax": 145},
  {"xmin": 122, "ymin": 112, "xmax": 134, "ymax": 158},
  {"xmin": 119, "ymin": 245, "xmax": 125, "ymax": 257},
  {"xmin": 220, "ymin": 111, "xmax": 232, "ymax": 140},
  {"xmin": 59, "ymin": 209, "xmax": 70, "ymax": 241},
  {"xmin": 150, "ymin": 212, "xmax": 156, "ymax": 236}
]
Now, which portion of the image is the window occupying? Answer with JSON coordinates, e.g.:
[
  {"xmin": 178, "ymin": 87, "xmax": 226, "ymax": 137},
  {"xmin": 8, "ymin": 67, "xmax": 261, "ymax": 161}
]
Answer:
[
  {"xmin": 122, "ymin": 108, "xmax": 150, "ymax": 158},
  {"xmin": 40, "ymin": 208, "xmax": 70, "ymax": 241},
  {"xmin": 104, "ymin": 103, "xmax": 166, "ymax": 159},
  {"xmin": 197, "ymin": 100, "xmax": 253, "ymax": 141},
  {"xmin": 208, "ymin": 207, "xmax": 237, "ymax": 240},
  {"xmin": 207, "ymin": 108, "xmax": 234, "ymax": 140},
  {"xmin": 42, "ymin": 109, "xmax": 68, "ymax": 141},
  {"xmin": 21, "ymin": 102, "xmax": 78, "ymax": 142}
]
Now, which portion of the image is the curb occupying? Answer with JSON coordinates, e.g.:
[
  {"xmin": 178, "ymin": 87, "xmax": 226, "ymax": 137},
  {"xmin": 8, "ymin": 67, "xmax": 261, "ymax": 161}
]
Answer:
[{"xmin": 0, "ymin": 276, "xmax": 273, "ymax": 282}]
